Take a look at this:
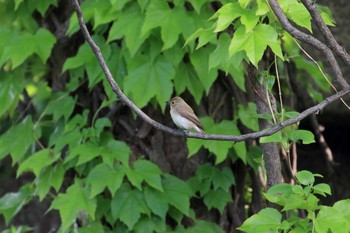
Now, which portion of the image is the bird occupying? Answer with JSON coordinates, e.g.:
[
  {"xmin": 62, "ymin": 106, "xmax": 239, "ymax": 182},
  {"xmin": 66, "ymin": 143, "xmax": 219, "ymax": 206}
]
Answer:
[{"xmin": 167, "ymin": 96, "xmax": 204, "ymax": 133}]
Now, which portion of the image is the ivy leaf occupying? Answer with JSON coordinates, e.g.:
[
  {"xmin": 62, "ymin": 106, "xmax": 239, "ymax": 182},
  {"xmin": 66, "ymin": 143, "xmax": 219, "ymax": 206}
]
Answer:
[
  {"xmin": 238, "ymin": 103, "xmax": 259, "ymax": 131},
  {"xmin": 212, "ymin": 167, "xmax": 236, "ymax": 192},
  {"xmin": 162, "ymin": 174, "xmax": 193, "ymax": 216},
  {"xmin": 229, "ymin": 24, "xmax": 283, "ymax": 67},
  {"xmin": 187, "ymin": 117, "xmax": 242, "ymax": 164},
  {"xmin": 50, "ymin": 181, "xmax": 97, "ymax": 232},
  {"xmin": 0, "ymin": 73, "xmax": 24, "ymax": 118},
  {"xmin": 33, "ymin": 28, "xmax": 56, "ymax": 63},
  {"xmin": 36, "ymin": 162, "xmax": 64, "ymax": 201},
  {"xmin": 0, "ymin": 116, "xmax": 40, "ymax": 164},
  {"xmin": 190, "ymin": 47, "xmax": 217, "ymax": 94},
  {"xmin": 279, "ymin": 0, "xmax": 312, "ymax": 32},
  {"xmin": 289, "ymin": 130, "xmax": 315, "ymax": 144},
  {"xmin": 86, "ymin": 163, "xmax": 125, "ymax": 197},
  {"xmin": 210, "ymin": 3, "xmax": 243, "ymax": 32},
  {"xmin": 237, "ymin": 208, "xmax": 282, "ymax": 232},
  {"xmin": 144, "ymin": 186, "xmax": 169, "ymax": 220},
  {"xmin": 173, "ymin": 62, "xmax": 204, "ymax": 104},
  {"xmin": 17, "ymin": 149, "xmax": 60, "ymax": 178},
  {"xmin": 315, "ymin": 206, "xmax": 350, "ymax": 233},
  {"xmin": 111, "ymin": 183, "xmax": 150, "ymax": 229},
  {"xmin": 312, "ymin": 183, "xmax": 331, "ymax": 197},
  {"xmin": 124, "ymin": 52, "xmax": 175, "ymax": 111},
  {"xmin": 2, "ymin": 32, "xmax": 35, "ymax": 69},
  {"xmin": 45, "ymin": 93, "xmax": 75, "ymax": 121},
  {"xmin": 65, "ymin": 142, "xmax": 101, "ymax": 166},
  {"xmin": 108, "ymin": 3, "xmax": 148, "ymax": 56},
  {"xmin": 0, "ymin": 184, "xmax": 34, "ymax": 224},
  {"xmin": 203, "ymin": 189, "xmax": 232, "ymax": 213},
  {"xmin": 295, "ymin": 170, "xmax": 315, "ymax": 186},
  {"xmin": 142, "ymin": 1, "xmax": 192, "ymax": 50},
  {"xmin": 240, "ymin": 6, "xmax": 259, "ymax": 32},
  {"xmin": 187, "ymin": 220, "xmax": 224, "ymax": 233},
  {"xmin": 134, "ymin": 160, "xmax": 164, "ymax": 192},
  {"xmin": 185, "ymin": 26, "xmax": 217, "ymax": 50}
]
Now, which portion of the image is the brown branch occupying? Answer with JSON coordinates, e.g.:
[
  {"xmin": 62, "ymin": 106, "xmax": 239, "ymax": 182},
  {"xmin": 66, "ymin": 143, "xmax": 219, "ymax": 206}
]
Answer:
[
  {"xmin": 71, "ymin": 0, "xmax": 350, "ymax": 142},
  {"xmin": 268, "ymin": 0, "xmax": 350, "ymax": 89},
  {"xmin": 300, "ymin": 0, "xmax": 350, "ymax": 67}
]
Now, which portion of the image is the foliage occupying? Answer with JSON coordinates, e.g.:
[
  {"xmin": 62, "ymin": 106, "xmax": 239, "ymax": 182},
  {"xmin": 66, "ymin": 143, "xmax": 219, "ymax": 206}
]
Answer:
[
  {"xmin": 238, "ymin": 171, "xmax": 350, "ymax": 233},
  {"xmin": 0, "ymin": 0, "xmax": 344, "ymax": 232}
]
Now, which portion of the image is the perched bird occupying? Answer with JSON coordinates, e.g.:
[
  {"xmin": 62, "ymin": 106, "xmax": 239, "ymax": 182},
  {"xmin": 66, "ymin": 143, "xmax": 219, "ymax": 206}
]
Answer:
[{"xmin": 167, "ymin": 96, "xmax": 204, "ymax": 133}]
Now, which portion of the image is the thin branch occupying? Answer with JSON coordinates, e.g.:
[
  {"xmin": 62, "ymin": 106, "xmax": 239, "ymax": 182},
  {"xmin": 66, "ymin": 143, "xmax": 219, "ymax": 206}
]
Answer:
[
  {"xmin": 268, "ymin": 0, "xmax": 350, "ymax": 89},
  {"xmin": 300, "ymin": 0, "xmax": 350, "ymax": 67},
  {"xmin": 71, "ymin": 0, "xmax": 350, "ymax": 142}
]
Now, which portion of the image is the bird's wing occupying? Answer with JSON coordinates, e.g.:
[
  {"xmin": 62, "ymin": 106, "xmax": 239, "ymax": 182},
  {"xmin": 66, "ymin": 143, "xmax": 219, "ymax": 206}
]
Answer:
[{"xmin": 177, "ymin": 108, "xmax": 204, "ymax": 131}]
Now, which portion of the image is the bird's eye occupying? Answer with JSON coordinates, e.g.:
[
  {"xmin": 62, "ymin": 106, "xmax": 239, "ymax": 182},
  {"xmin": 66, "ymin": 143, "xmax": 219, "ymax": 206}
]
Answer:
[{"xmin": 171, "ymin": 101, "xmax": 175, "ymax": 105}]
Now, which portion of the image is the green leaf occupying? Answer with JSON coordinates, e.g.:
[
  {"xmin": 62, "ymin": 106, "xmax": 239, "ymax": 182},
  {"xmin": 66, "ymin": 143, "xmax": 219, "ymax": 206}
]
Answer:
[
  {"xmin": 86, "ymin": 163, "xmax": 125, "ymax": 197},
  {"xmin": 190, "ymin": 47, "xmax": 217, "ymax": 94},
  {"xmin": 1, "ymin": 32, "xmax": 35, "ymax": 68},
  {"xmin": 50, "ymin": 180, "xmax": 96, "ymax": 232},
  {"xmin": 111, "ymin": 183, "xmax": 150, "ymax": 229},
  {"xmin": 211, "ymin": 3, "xmax": 243, "ymax": 32},
  {"xmin": 203, "ymin": 189, "xmax": 232, "ymax": 213},
  {"xmin": 318, "ymin": 5, "xmax": 335, "ymax": 26},
  {"xmin": 188, "ymin": 117, "xmax": 242, "ymax": 164},
  {"xmin": 238, "ymin": 103, "xmax": 259, "ymax": 131},
  {"xmin": 229, "ymin": 24, "xmax": 283, "ymax": 67},
  {"xmin": 142, "ymin": 1, "xmax": 193, "ymax": 50},
  {"xmin": 65, "ymin": 142, "xmax": 101, "ymax": 166},
  {"xmin": 289, "ymin": 130, "xmax": 315, "ymax": 144},
  {"xmin": 0, "ymin": 72, "xmax": 24, "ymax": 118},
  {"xmin": 33, "ymin": 28, "xmax": 56, "ymax": 63},
  {"xmin": 134, "ymin": 160, "xmax": 164, "ymax": 192},
  {"xmin": 264, "ymin": 183, "xmax": 292, "ymax": 205},
  {"xmin": 333, "ymin": 200, "xmax": 350, "ymax": 223},
  {"xmin": 0, "ymin": 184, "xmax": 34, "ymax": 224},
  {"xmin": 124, "ymin": 48, "xmax": 175, "ymax": 111},
  {"xmin": 259, "ymin": 131, "xmax": 283, "ymax": 143},
  {"xmin": 237, "ymin": 208, "xmax": 282, "ymax": 233},
  {"xmin": 107, "ymin": 3, "xmax": 148, "ymax": 56},
  {"xmin": 144, "ymin": 186, "xmax": 169, "ymax": 220},
  {"xmin": 34, "ymin": 0, "xmax": 58, "ymax": 16},
  {"xmin": 312, "ymin": 183, "xmax": 331, "ymax": 197},
  {"xmin": 101, "ymin": 138, "xmax": 131, "ymax": 167},
  {"xmin": 0, "ymin": 116, "xmax": 40, "ymax": 163},
  {"xmin": 279, "ymin": 0, "xmax": 312, "ymax": 32},
  {"xmin": 240, "ymin": 6, "xmax": 259, "ymax": 32},
  {"xmin": 173, "ymin": 62, "xmax": 204, "ymax": 104},
  {"xmin": 17, "ymin": 149, "xmax": 60, "ymax": 177},
  {"xmin": 78, "ymin": 222, "xmax": 105, "ymax": 233},
  {"xmin": 187, "ymin": 220, "xmax": 224, "ymax": 233},
  {"xmin": 295, "ymin": 170, "xmax": 315, "ymax": 186},
  {"xmin": 185, "ymin": 26, "xmax": 217, "ymax": 50},
  {"xmin": 212, "ymin": 167, "xmax": 236, "ymax": 192},
  {"xmin": 45, "ymin": 93, "xmax": 75, "ymax": 121},
  {"xmin": 162, "ymin": 174, "xmax": 193, "ymax": 216},
  {"xmin": 36, "ymin": 162, "xmax": 64, "ymax": 201},
  {"xmin": 315, "ymin": 206, "xmax": 350, "ymax": 233}
]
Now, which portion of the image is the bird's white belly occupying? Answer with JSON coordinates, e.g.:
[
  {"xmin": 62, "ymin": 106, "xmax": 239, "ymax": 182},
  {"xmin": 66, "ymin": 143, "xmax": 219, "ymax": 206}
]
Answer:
[{"xmin": 170, "ymin": 110, "xmax": 194, "ymax": 129}]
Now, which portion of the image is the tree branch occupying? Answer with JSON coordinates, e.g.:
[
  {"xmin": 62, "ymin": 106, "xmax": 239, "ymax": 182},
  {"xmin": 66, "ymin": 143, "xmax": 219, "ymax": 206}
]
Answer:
[
  {"xmin": 71, "ymin": 0, "xmax": 350, "ymax": 142},
  {"xmin": 300, "ymin": 0, "xmax": 350, "ymax": 67},
  {"xmin": 268, "ymin": 0, "xmax": 350, "ymax": 89}
]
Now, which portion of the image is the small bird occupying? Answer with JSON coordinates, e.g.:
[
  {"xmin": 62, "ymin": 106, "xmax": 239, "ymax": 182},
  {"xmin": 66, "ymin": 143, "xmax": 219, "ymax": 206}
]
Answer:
[{"xmin": 167, "ymin": 96, "xmax": 204, "ymax": 133}]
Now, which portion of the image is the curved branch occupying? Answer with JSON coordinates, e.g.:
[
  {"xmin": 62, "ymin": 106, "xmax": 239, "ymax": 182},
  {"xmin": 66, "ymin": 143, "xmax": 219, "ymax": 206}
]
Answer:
[
  {"xmin": 300, "ymin": 0, "xmax": 350, "ymax": 67},
  {"xmin": 268, "ymin": 0, "xmax": 349, "ymax": 89},
  {"xmin": 71, "ymin": 0, "xmax": 350, "ymax": 142}
]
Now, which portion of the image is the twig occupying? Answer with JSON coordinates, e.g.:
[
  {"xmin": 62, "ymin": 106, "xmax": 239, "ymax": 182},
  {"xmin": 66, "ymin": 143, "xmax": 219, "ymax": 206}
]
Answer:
[
  {"xmin": 71, "ymin": 0, "xmax": 350, "ymax": 142},
  {"xmin": 300, "ymin": 0, "xmax": 350, "ymax": 67},
  {"xmin": 268, "ymin": 0, "xmax": 350, "ymax": 89}
]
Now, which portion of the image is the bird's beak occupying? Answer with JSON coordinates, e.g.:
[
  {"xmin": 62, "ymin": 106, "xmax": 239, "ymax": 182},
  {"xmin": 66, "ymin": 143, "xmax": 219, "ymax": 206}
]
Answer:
[{"xmin": 165, "ymin": 100, "xmax": 170, "ymax": 105}]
